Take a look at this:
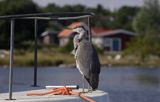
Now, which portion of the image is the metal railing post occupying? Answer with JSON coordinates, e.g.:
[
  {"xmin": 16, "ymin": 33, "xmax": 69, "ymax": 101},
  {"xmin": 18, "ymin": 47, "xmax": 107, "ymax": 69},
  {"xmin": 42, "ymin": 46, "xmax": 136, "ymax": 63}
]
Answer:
[
  {"xmin": 32, "ymin": 19, "xmax": 38, "ymax": 87},
  {"xmin": 87, "ymin": 17, "xmax": 91, "ymax": 43},
  {"xmin": 8, "ymin": 19, "xmax": 15, "ymax": 100}
]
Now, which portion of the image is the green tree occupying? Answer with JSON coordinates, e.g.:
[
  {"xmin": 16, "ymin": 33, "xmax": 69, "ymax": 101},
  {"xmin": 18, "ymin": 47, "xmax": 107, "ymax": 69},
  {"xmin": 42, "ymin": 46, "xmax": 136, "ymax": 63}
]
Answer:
[
  {"xmin": 133, "ymin": 0, "xmax": 160, "ymax": 35},
  {"xmin": 127, "ymin": 0, "xmax": 160, "ymax": 60},
  {"xmin": 0, "ymin": 0, "xmax": 42, "ymax": 49},
  {"xmin": 86, "ymin": 4, "xmax": 112, "ymax": 28},
  {"xmin": 113, "ymin": 6, "xmax": 139, "ymax": 30},
  {"xmin": 42, "ymin": 3, "xmax": 61, "ymax": 12}
]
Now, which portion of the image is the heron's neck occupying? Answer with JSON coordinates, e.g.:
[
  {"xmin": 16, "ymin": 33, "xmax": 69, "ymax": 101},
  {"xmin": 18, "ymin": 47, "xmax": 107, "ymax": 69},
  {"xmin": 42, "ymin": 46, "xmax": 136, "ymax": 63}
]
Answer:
[{"xmin": 79, "ymin": 32, "xmax": 88, "ymax": 40}]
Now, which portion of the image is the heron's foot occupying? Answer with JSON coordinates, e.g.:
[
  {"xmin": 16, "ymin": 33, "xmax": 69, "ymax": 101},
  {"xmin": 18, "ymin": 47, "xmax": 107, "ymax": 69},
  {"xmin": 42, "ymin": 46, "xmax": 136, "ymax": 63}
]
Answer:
[
  {"xmin": 87, "ymin": 86, "xmax": 94, "ymax": 93},
  {"xmin": 82, "ymin": 88, "xmax": 85, "ymax": 93},
  {"xmin": 87, "ymin": 88, "xmax": 93, "ymax": 93},
  {"xmin": 79, "ymin": 87, "xmax": 85, "ymax": 93},
  {"xmin": 80, "ymin": 90, "xmax": 86, "ymax": 94},
  {"xmin": 80, "ymin": 89, "xmax": 89, "ymax": 93},
  {"xmin": 80, "ymin": 91, "xmax": 90, "ymax": 94}
]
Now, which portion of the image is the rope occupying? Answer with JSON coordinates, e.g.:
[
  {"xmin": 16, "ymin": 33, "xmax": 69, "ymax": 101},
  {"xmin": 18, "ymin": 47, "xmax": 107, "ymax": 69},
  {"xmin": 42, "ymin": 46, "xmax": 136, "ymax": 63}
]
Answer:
[{"xmin": 26, "ymin": 86, "xmax": 95, "ymax": 102}]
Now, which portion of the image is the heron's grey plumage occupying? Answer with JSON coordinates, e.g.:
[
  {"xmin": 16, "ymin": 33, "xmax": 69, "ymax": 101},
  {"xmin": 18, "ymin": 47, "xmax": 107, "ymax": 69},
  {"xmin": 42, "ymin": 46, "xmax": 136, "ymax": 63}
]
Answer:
[
  {"xmin": 71, "ymin": 35, "xmax": 80, "ymax": 56},
  {"xmin": 72, "ymin": 25, "xmax": 101, "ymax": 90},
  {"xmin": 75, "ymin": 38, "xmax": 100, "ymax": 90}
]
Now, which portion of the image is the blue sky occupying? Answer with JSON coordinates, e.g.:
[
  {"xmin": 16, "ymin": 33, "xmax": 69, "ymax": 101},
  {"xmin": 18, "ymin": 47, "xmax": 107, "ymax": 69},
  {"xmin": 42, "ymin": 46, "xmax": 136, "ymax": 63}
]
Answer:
[{"xmin": 33, "ymin": 0, "xmax": 144, "ymax": 11}]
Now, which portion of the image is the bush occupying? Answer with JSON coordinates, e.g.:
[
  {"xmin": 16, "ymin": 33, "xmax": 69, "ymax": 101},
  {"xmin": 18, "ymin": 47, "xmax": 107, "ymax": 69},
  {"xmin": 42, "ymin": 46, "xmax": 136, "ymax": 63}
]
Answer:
[
  {"xmin": 93, "ymin": 44, "xmax": 104, "ymax": 54},
  {"xmin": 59, "ymin": 40, "xmax": 73, "ymax": 53}
]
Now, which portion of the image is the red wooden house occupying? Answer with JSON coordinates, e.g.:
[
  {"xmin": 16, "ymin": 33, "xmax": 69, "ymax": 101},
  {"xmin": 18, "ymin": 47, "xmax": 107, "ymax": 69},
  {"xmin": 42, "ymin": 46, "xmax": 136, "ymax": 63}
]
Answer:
[
  {"xmin": 92, "ymin": 28, "xmax": 135, "ymax": 52},
  {"xmin": 58, "ymin": 22, "xmax": 136, "ymax": 52}
]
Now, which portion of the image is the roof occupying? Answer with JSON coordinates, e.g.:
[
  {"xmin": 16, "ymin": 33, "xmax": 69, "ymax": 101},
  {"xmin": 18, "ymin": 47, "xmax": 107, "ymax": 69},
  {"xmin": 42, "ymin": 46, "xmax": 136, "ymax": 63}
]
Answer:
[
  {"xmin": 92, "ymin": 27, "xmax": 113, "ymax": 35},
  {"xmin": 0, "ymin": 12, "xmax": 94, "ymax": 20},
  {"xmin": 59, "ymin": 22, "xmax": 82, "ymax": 38},
  {"xmin": 95, "ymin": 29, "xmax": 136, "ymax": 37},
  {"xmin": 41, "ymin": 31, "xmax": 57, "ymax": 37},
  {"xmin": 58, "ymin": 22, "xmax": 136, "ymax": 38}
]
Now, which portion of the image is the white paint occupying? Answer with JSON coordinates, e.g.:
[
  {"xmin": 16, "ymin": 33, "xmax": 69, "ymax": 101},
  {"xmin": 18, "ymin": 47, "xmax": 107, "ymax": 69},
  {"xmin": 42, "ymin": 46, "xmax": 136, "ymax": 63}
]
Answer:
[
  {"xmin": 0, "ymin": 88, "xmax": 110, "ymax": 102},
  {"xmin": 46, "ymin": 85, "xmax": 78, "ymax": 89}
]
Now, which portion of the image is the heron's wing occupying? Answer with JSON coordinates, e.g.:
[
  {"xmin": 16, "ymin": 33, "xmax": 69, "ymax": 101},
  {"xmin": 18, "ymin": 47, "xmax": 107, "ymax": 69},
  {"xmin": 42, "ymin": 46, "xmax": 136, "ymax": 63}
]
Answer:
[
  {"xmin": 88, "ymin": 45, "xmax": 101, "ymax": 89},
  {"xmin": 76, "ymin": 40, "xmax": 100, "ymax": 78},
  {"xmin": 91, "ymin": 46, "xmax": 101, "ymax": 73},
  {"xmin": 76, "ymin": 41, "xmax": 91, "ymax": 78}
]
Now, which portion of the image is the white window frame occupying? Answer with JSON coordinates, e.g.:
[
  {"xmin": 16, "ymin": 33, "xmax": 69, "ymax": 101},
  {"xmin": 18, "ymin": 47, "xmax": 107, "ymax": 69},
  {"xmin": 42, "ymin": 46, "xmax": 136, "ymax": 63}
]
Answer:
[
  {"xmin": 111, "ymin": 38, "xmax": 121, "ymax": 52},
  {"xmin": 104, "ymin": 37, "xmax": 121, "ymax": 52},
  {"xmin": 104, "ymin": 38, "xmax": 112, "ymax": 47}
]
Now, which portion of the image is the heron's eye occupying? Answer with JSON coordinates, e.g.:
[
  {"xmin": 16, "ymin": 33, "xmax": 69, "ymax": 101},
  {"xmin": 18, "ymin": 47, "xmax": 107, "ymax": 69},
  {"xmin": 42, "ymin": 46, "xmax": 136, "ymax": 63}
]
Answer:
[{"xmin": 78, "ymin": 28, "xmax": 84, "ymax": 32}]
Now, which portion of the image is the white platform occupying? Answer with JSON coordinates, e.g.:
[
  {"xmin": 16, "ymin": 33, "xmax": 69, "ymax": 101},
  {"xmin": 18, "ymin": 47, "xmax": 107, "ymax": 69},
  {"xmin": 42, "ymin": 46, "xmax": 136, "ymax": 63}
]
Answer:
[{"xmin": 0, "ymin": 89, "xmax": 110, "ymax": 102}]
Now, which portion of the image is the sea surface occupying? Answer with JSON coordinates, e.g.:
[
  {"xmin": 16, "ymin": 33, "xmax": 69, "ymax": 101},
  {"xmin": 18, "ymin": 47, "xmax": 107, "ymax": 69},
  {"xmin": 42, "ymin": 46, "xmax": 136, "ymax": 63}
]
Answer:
[{"xmin": 0, "ymin": 66, "xmax": 160, "ymax": 102}]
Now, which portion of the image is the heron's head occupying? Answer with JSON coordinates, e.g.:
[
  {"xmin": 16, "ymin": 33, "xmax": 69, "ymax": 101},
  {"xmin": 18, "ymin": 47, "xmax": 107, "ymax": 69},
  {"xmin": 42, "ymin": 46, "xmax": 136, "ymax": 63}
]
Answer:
[{"xmin": 72, "ymin": 22, "xmax": 89, "ymax": 40}]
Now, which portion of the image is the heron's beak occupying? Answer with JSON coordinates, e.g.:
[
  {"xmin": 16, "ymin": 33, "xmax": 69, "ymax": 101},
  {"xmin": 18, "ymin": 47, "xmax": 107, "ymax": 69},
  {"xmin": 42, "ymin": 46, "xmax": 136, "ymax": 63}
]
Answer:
[
  {"xmin": 72, "ymin": 28, "xmax": 78, "ymax": 33},
  {"xmin": 65, "ymin": 27, "xmax": 73, "ymax": 30}
]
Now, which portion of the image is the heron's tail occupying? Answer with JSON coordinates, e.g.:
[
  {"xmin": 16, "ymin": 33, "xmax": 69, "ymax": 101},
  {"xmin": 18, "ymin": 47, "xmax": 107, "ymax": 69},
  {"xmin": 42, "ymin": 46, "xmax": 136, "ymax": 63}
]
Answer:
[{"xmin": 86, "ymin": 74, "xmax": 99, "ymax": 90}]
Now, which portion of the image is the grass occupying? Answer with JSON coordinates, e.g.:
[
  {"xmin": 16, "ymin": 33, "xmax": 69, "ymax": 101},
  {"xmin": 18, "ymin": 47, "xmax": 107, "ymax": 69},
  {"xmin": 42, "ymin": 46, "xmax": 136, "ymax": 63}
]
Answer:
[
  {"xmin": 0, "ymin": 46, "xmax": 160, "ymax": 67},
  {"xmin": 0, "ymin": 46, "xmax": 75, "ymax": 66}
]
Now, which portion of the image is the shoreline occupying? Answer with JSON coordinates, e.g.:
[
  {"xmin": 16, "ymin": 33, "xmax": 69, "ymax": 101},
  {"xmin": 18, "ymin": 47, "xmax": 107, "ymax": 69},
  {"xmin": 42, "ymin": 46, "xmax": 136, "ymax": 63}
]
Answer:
[
  {"xmin": 1, "ymin": 49, "xmax": 160, "ymax": 68},
  {"xmin": 0, "ymin": 64, "xmax": 159, "ymax": 69}
]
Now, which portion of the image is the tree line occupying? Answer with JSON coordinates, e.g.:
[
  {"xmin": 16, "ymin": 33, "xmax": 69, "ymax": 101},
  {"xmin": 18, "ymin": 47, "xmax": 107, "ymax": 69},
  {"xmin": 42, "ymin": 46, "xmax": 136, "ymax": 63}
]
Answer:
[
  {"xmin": 0, "ymin": 0, "xmax": 139, "ymax": 49},
  {"xmin": 0, "ymin": 0, "xmax": 159, "ymax": 59}
]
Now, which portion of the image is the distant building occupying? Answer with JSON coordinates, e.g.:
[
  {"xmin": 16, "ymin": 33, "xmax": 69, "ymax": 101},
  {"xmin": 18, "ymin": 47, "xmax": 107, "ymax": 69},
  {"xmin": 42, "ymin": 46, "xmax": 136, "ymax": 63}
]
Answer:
[
  {"xmin": 92, "ymin": 28, "xmax": 135, "ymax": 52},
  {"xmin": 41, "ymin": 31, "xmax": 59, "ymax": 45},
  {"xmin": 58, "ymin": 22, "xmax": 136, "ymax": 52}
]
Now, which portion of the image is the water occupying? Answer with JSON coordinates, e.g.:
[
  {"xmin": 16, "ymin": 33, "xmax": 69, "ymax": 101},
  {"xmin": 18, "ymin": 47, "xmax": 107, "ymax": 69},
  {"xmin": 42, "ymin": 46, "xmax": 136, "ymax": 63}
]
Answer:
[{"xmin": 0, "ymin": 66, "xmax": 160, "ymax": 102}]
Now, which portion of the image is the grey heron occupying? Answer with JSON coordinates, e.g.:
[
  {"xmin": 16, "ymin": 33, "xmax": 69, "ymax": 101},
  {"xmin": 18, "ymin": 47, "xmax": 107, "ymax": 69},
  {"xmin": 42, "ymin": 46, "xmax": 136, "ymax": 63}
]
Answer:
[{"xmin": 71, "ymin": 23, "xmax": 101, "ymax": 91}]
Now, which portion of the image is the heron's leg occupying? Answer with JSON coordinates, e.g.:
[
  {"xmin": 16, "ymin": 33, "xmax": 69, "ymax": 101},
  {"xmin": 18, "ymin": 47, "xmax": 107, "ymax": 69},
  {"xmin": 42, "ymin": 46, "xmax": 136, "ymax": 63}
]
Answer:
[
  {"xmin": 87, "ymin": 83, "xmax": 90, "ymax": 92},
  {"xmin": 87, "ymin": 84, "xmax": 92, "ymax": 93},
  {"xmin": 82, "ymin": 75, "xmax": 85, "ymax": 93}
]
